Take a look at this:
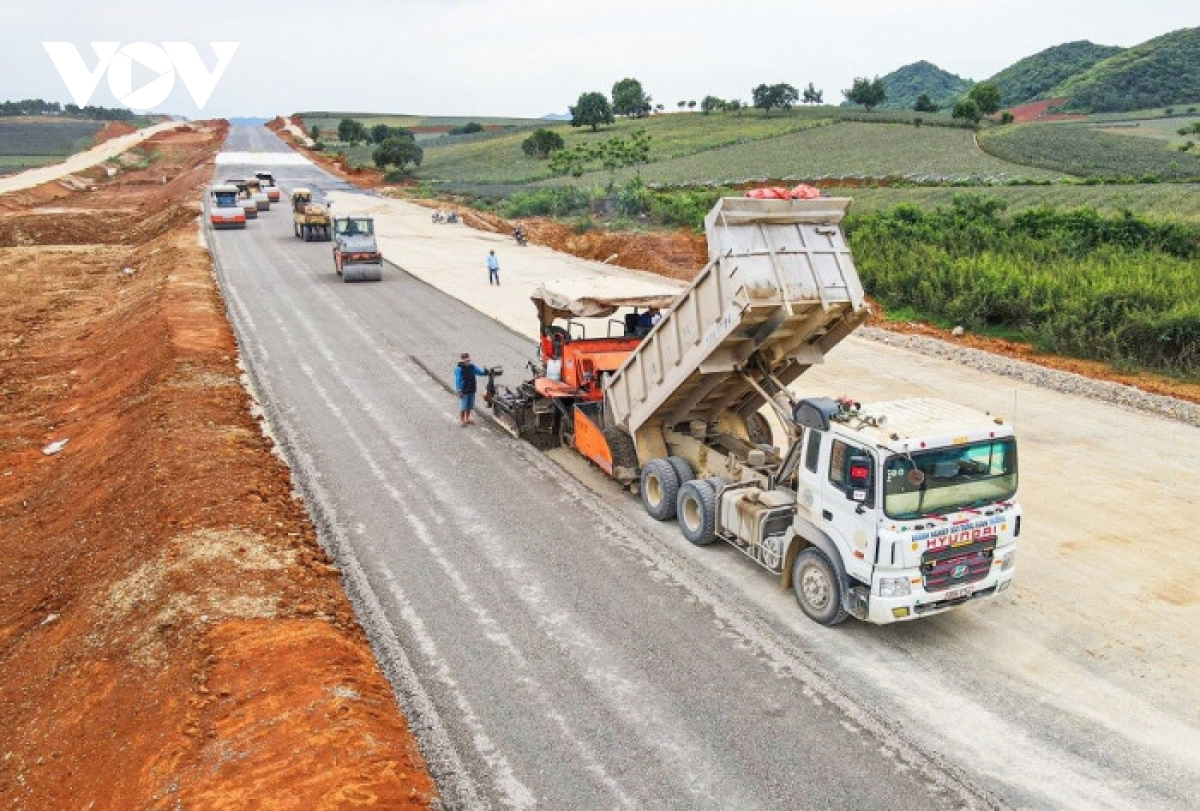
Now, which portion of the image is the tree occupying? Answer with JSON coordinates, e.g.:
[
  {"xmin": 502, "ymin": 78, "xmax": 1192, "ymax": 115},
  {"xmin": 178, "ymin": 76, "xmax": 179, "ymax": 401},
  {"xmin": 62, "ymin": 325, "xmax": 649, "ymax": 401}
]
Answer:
[
  {"xmin": 968, "ymin": 82, "xmax": 1002, "ymax": 116},
  {"xmin": 654, "ymin": 103, "xmax": 665, "ymax": 114},
  {"xmin": 612, "ymin": 78, "xmax": 652, "ymax": 118},
  {"xmin": 727, "ymin": 99, "xmax": 744, "ymax": 116},
  {"xmin": 522, "ymin": 128, "xmax": 565, "ymax": 158},
  {"xmin": 677, "ymin": 100, "xmax": 687, "ymax": 109},
  {"xmin": 570, "ymin": 91, "xmax": 614, "ymax": 131},
  {"xmin": 337, "ymin": 118, "xmax": 367, "ymax": 145},
  {"xmin": 310, "ymin": 124, "xmax": 321, "ymax": 141},
  {"xmin": 802, "ymin": 82, "xmax": 824, "ymax": 105},
  {"xmin": 752, "ymin": 83, "xmax": 799, "ymax": 117},
  {"xmin": 843, "ymin": 77, "xmax": 887, "ymax": 111},
  {"xmin": 372, "ymin": 136, "xmax": 423, "ymax": 174},
  {"xmin": 951, "ymin": 98, "xmax": 982, "ymax": 126},
  {"xmin": 914, "ymin": 93, "xmax": 939, "ymax": 113},
  {"xmin": 701, "ymin": 95, "xmax": 724, "ymax": 115},
  {"xmin": 687, "ymin": 100, "xmax": 697, "ymax": 110},
  {"xmin": 370, "ymin": 123, "xmax": 392, "ymax": 144}
]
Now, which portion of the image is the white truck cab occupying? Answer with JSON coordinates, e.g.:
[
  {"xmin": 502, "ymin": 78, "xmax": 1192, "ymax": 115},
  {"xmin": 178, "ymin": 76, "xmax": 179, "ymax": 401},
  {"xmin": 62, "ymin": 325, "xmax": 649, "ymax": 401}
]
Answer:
[{"xmin": 785, "ymin": 397, "xmax": 1020, "ymax": 624}]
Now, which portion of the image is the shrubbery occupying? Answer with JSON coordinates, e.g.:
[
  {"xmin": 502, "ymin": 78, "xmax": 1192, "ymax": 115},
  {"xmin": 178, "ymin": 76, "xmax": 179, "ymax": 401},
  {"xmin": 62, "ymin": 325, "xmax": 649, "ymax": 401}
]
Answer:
[{"xmin": 846, "ymin": 196, "xmax": 1200, "ymax": 375}]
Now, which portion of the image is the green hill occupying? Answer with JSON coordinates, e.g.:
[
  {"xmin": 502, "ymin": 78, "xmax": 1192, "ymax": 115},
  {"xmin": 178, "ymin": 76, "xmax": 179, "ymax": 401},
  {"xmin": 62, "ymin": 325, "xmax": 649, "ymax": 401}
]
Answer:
[
  {"xmin": 1055, "ymin": 27, "xmax": 1200, "ymax": 112},
  {"xmin": 986, "ymin": 41, "xmax": 1124, "ymax": 107},
  {"xmin": 850, "ymin": 61, "xmax": 971, "ymax": 110}
]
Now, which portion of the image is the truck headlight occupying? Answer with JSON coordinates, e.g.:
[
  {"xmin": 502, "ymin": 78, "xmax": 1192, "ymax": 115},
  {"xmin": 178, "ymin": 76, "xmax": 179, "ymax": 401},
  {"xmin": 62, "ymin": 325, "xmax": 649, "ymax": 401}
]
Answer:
[
  {"xmin": 1001, "ymin": 551, "xmax": 1017, "ymax": 572},
  {"xmin": 879, "ymin": 576, "xmax": 911, "ymax": 598}
]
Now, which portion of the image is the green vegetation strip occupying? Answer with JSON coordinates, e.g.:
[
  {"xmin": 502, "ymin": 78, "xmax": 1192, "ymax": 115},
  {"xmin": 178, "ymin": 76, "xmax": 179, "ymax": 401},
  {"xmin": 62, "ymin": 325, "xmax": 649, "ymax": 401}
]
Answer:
[{"xmin": 847, "ymin": 197, "xmax": 1199, "ymax": 377}]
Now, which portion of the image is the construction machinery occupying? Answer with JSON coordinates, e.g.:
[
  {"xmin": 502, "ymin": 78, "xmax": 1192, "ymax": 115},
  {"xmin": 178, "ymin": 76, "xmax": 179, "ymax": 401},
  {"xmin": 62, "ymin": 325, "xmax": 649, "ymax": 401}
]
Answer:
[
  {"xmin": 291, "ymin": 188, "xmax": 331, "ymax": 241},
  {"xmin": 254, "ymin": 170, "xmax": 281, "ymax": 203},
  {"xmin": 332, "ymin": 215, "xmax": 383, "ymax": 282},
  {"xmin": 208, "ymin": 184, "xmax": 246, "ymax": 229},
  {"xmin": 244, "ymin": 177, "xmax": 270, "ymax": 211},
  {"xmin": 224, "ymin": 178, "xmax": 258, "ymax": 219},
  {"xmin": 492, "ymin": 195, "xmax": 1022, "ymax": 626}
]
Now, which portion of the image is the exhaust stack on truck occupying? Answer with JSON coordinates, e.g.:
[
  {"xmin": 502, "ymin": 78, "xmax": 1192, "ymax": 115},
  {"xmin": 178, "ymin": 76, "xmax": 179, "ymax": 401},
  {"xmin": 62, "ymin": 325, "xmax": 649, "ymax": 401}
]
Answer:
[{"xmin": 492, "ymin": 196, "xmax": 1021, "ymax": 626}]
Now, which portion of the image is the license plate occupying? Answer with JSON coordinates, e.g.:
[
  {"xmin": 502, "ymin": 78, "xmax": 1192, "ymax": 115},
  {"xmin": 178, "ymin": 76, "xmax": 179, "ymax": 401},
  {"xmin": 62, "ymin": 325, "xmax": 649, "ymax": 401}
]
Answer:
[{"xmin": 945, "ymin": 585, "xmax": 973, "ymax": 601}]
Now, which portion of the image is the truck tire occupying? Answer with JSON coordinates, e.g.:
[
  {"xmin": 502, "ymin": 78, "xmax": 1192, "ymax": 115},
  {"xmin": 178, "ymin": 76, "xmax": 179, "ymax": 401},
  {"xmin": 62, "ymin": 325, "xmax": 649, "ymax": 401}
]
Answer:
[
  {"xmin": 667, "ymin": 456, "xmax": 693, "ymax": 486},
  {"xmin": 792, "ymin": 548, "xmax": 849, "ymax": 626},
  {"xmin": 640, "ymin": 458, "xmax": 680, "ymax": 521},
  {"xmin": 677, "ymin": 479, "xmax": 718, "ymax": 546}
]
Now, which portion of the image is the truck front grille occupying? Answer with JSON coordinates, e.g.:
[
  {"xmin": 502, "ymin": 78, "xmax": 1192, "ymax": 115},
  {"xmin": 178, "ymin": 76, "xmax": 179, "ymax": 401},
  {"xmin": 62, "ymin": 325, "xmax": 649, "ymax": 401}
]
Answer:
[{"xmin": 922, "ymin": 538, "xmax": 995, "ymax": 592}]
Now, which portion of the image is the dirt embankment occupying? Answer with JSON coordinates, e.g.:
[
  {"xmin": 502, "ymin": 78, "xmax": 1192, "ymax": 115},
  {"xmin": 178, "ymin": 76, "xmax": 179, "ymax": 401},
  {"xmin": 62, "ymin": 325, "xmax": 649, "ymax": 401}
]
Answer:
[
  {"xmin": 89, "ymin": 121, "xmax": 138, "ymax": 148},
  {"xmin": 0, "ymin": 124, "xmax": 435, "ymax": 807},
  {"xmin": 268, "ymin": 116, "xmax": 386, "ymax": 189}
]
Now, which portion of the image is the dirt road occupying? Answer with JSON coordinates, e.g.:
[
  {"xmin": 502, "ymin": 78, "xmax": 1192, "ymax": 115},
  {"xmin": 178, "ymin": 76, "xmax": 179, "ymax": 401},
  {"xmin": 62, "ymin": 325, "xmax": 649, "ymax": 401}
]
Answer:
[{"xmin": 0, "ymin": 124, "xmax": 434, "ymax": 808}]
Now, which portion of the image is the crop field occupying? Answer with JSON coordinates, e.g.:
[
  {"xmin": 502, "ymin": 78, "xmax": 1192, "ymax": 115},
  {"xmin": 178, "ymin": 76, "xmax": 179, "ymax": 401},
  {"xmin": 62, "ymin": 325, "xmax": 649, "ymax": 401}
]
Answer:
[
  {"xmin": 0, "ymin": 119, "xmax": 105, "ymax": 176},
  {"xmin": 832, "ymin": 183, "xmax": 1200, "ymax": 222},
  {"xmin": 980, "ymin": 121, "xmax": 1200, "ymax": 179},
  {"xmin": 0, "ymin": 119, "xmax": 104, "ymax": 156},
  {"xmin": 300, "ymin": 112, "xmax": 541, "ymax": 135},
  {"xmin": 576, "ymin": 122, "xmax": 1065, "ymax": 188}
]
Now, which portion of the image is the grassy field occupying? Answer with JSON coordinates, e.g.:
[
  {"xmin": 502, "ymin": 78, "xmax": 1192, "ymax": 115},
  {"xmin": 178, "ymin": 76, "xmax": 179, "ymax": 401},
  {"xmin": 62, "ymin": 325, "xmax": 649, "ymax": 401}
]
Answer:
[{"xmin": 980, "ymin": 121, "xmax": 1200, "ymax": 179}]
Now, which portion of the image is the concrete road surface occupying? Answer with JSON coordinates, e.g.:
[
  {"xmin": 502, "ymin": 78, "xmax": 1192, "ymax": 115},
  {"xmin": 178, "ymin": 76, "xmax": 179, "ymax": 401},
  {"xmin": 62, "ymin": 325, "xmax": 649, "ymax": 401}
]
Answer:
[{"xmin": 207, "ymin": 126, "xmax": 1199, "ymax": 810}]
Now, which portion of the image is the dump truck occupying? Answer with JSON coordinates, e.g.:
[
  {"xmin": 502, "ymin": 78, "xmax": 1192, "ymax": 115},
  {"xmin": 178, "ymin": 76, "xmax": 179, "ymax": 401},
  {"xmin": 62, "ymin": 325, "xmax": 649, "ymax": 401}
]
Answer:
[
  {"xmin": 492, "ymin": 196, "xmax": 1021, "ymax": 626},
  {"xmin": 291, "ymin": 188, "xmax": 331, "ymax": 241},
  {"xmin": 254, "ymin": 170, "xmax": 281, "ymax": 203},
  {"xmin": 208, "ymin": 184, "xmax": 246, "ymax": 229},
  {"xmin": 332, "ymin": 215, "xmax": 383, "ymax": 282}
]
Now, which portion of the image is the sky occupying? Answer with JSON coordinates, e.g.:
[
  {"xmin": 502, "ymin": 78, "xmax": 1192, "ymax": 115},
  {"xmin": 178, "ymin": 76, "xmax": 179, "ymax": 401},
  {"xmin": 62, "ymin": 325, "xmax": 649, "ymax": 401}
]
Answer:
[{"xmin": 1, "ymin": 1, "xmax": 1196, "ymax": 120}]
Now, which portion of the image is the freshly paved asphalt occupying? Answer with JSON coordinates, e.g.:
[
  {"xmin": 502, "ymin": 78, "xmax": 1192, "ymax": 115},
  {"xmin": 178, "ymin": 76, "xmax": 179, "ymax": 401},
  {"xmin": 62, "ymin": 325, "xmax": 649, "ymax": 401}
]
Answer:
[{"xmin": 208, "ymin": 126, "xmax": 990, "ymax": 810}]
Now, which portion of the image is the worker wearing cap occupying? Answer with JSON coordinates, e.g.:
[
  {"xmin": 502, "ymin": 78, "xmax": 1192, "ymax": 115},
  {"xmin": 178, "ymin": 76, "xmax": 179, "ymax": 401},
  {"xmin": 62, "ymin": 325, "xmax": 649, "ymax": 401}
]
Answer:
[{"xmin": 455, "ymin": 352, "xmax": 488, "ymax": 425}]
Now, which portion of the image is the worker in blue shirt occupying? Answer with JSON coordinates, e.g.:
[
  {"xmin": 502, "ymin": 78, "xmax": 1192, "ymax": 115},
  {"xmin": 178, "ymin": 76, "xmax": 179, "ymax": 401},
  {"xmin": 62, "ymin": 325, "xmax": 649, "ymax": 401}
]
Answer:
[{"xmin": 455, "ymin": 352, "xmax": 488, "ymax": 425}]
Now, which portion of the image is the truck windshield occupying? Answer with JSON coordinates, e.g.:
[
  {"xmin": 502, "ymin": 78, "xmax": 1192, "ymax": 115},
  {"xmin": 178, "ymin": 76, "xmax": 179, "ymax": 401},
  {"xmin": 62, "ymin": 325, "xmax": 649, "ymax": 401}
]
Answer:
[
  {"xmin": 883, "ymin": 438, "xmax": 1017, "ymax": 519},
  {"xmin": 338, "ymin": 219, "xmax": 373, "ymax": 236},
  {"xmin": 213, "ymin": 191, "xmax": 238, "ymax": 207}
]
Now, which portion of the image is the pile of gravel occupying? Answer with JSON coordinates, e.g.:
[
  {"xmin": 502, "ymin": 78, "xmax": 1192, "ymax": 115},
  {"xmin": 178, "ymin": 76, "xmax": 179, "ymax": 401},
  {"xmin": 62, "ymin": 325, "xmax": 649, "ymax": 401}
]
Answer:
[{"xmin": 858, "ymin": 327, "xmax": 1200, "ymax": 429}]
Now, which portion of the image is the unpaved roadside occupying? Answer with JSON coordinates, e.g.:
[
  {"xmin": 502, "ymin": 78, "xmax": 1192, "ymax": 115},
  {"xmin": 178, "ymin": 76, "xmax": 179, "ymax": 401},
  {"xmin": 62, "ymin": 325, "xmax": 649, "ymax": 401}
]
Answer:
[{"xmin": 0, "ymin": 125, "xmax": 435, "ymax": 807}]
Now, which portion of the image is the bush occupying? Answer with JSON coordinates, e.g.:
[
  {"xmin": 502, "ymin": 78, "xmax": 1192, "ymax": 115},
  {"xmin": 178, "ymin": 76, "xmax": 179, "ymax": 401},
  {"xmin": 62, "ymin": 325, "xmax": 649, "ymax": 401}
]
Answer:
[
  {"xmin": 449, "ymin": 121, "xmax": 484, "ymax": 135},
  {"xmin": 501, "ymin": 187, "xmax": 589, "ymax": 218},
  {"xmin": 521, "ymin": 128, "xmax": 565, "ymax": 158}
]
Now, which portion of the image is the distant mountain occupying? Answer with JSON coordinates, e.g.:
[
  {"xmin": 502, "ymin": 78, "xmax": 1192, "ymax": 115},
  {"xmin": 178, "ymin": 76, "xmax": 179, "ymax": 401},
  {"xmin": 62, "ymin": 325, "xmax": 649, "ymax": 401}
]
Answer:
[
  {"xmin": 986, "ymin": 41, "xmax": 1125, "ymax": 107},
  {"xmin": 1054, "ymin": 26, "xmax": 1200, "ymax": 112},
  {"xmin": 847, "ymin": 61, "xmax": 972, "ymax": 111},
  {"xmin": 541, "ymin": 113, "xmax": 572, "ymax": 121}
]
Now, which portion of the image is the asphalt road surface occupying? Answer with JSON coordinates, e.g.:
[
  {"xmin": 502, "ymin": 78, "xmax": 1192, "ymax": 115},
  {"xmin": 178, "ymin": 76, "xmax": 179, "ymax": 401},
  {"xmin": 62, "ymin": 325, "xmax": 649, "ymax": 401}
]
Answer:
[{"xmin": 208, "ymin": 126, "xmax": 1198, "ymax": 810}]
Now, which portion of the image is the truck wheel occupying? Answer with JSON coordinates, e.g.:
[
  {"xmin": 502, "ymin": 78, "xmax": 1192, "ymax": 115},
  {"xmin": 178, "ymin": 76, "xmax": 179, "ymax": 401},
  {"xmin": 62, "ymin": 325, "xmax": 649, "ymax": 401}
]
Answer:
[
  {"xmin": 640, "ymin": 458, "xmax": 680, "ymax": 521},
  {"xmin": 792, "ymin": 548, "xmax": 849, "ymax": 626},
  {"xmin": 677, "ymin": 479, "xmax": 718, "ymax": 546},
  {"xmin": 667, "ymin": 456, "xmax": 693, "ymax": 486}
]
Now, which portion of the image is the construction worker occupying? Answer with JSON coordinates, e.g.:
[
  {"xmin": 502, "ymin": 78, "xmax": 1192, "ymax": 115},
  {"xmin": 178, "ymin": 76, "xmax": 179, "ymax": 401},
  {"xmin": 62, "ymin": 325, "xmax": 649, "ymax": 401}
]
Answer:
[{"xmin": 455, "ymin": 352, "xmax": 488, "ymax": 425}]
